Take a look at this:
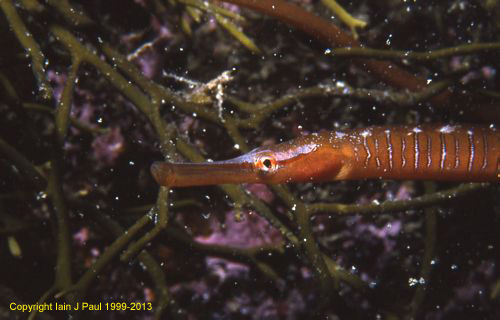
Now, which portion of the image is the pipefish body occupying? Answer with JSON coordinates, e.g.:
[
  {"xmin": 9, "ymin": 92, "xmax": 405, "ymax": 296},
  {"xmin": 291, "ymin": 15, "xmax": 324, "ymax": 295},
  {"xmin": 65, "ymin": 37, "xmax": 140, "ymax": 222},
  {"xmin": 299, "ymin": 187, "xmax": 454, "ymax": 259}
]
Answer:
[{"xmin": 151, "ymin": 125, "xmax": 500, "ymax": 187}]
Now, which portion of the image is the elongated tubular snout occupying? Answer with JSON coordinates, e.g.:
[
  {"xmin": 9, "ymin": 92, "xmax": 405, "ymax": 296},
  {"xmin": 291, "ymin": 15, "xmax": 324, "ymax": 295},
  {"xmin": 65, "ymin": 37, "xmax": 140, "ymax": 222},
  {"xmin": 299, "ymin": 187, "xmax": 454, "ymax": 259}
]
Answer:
[{"xmin": 150, "ymin": 160, "xmax": 257, "ymax": 187}]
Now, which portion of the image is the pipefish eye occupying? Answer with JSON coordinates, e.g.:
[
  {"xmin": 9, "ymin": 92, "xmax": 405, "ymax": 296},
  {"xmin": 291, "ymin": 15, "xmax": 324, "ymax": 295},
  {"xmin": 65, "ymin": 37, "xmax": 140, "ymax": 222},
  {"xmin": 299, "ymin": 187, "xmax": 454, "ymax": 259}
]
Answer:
[{"xmin": 255, "ymin": 155, "xmax": 277, "ymax": 172}]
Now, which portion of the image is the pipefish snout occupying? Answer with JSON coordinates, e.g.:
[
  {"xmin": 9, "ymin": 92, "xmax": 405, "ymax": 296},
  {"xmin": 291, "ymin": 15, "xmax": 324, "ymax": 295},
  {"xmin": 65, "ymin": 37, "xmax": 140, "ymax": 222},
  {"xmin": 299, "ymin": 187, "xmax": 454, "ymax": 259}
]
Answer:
[
  {"xmin": 150, "ymin": 161, "xmax": 175, "ymax": 186},
  {"xmin": 152, "ymin": 125, "xmax": 500, "ymax": 187}
]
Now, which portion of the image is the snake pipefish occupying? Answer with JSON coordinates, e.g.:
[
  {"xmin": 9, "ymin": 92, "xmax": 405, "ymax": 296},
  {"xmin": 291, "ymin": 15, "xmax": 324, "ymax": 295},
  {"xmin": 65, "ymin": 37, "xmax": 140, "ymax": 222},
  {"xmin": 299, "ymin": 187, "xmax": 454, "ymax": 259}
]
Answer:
[{"xmin": 151, "ymin": 125, "xmax": 499, "ymax": 187}]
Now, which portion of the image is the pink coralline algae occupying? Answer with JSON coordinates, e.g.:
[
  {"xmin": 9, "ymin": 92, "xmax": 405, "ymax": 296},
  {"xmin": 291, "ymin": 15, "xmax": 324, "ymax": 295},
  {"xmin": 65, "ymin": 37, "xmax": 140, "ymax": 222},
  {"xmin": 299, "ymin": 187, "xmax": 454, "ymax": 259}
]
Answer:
[
  {"xmin": 192, "ymin": 211, "xmax": 283, "ymax": 283},
  {"xmin": 91, "ymin": 127, "xmax": 125, "ymax": 166},
  {"xmin": 195, "ymin": 210, "xmax": 283, "ymax": 249},
  {"xmin": 245, "ymin": 183, "xmax": 275, "ymax": 204}
]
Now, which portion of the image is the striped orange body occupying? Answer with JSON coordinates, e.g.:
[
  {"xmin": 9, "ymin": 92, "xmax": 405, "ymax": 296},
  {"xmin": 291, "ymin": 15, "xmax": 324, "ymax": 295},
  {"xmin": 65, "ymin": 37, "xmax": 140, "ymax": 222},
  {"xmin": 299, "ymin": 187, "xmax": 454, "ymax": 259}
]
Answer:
[{"xmin": 339, "ymin": 125, "xmax": 499, "ymax": 181}]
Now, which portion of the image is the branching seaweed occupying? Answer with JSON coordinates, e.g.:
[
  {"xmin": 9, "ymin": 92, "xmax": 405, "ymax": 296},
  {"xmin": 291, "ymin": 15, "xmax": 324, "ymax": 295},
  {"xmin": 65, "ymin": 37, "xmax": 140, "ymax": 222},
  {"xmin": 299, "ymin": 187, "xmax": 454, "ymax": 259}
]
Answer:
[
  {"xmin": 120, "ymin": 187, "xmax": 169, "ymax": 262},
  {"xmin": 0, "ymin": 0, "xmax": 53, "ymax": 99},
  {"xmin": 89, "ymin": 210, "xmax": 172, "ymax": 320},
  {"xmin": 320, "ymin": 0, "xmax": 367, "ymax": 38},
  {"xmin": 177, "ymin": 0, "xmax": 260, "ymax": 52},
  {"xmin": 1, "ymin": 0, "xmax": 498, "ymax": 318},
  {"xmin": 228, "ymin": 80, "xmax": 451, "ymax": 129}
]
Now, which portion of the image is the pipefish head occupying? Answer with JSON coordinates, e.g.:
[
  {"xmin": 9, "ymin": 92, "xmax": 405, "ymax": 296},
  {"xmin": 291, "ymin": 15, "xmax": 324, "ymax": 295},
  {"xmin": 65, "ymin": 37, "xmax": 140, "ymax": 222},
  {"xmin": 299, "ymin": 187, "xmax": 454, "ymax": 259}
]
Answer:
[
  {"xmin": 247, "ymin": 137, "xmax": 346, "ymax": 183},
  {"xmin": 150, "ymin": 134, "xmax": 347, "ymax": 187}
]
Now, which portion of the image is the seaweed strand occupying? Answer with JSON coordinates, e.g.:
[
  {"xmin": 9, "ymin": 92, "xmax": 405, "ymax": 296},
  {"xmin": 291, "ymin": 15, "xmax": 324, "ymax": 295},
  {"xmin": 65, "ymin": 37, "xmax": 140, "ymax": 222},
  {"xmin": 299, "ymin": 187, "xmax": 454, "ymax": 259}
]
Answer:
[
  {"xmin": 120, "ymin": 187, "xmax": 169, "ymax": 261},
  {"xmin": 273, "ymin": 185, "xmax": 337, "ymax": 293},
  {"xmin": 0, "ymin": 137, "xmax": 46, "ymax": 190},
  {"xmin": 329, "ymin": 42, "xmax": 500, "ymax": 60},
  {"xmin": 0, "ymin": 0, "xmax": 53, "ymax": 99},
  {"xmin": 228, "ymin": 80, "xmax": 450, "ymax": 128},
  {"xmin": 407, "ymin": 182, "xmax": 438, "ymax": 318},
  {"xmin": 306, "ymin": 183, "xmax": 488, "ymax": 216},
  {"xmin": 320, "ymin": 0, "xmax": 366, "ymax": 37},
  {"xmin": 55, "ymin": 57, "xmax": 81, "ymax": 142},
  {"xmin": 47, "ymin": 152, "xmax": 74, "ymax": 304}
]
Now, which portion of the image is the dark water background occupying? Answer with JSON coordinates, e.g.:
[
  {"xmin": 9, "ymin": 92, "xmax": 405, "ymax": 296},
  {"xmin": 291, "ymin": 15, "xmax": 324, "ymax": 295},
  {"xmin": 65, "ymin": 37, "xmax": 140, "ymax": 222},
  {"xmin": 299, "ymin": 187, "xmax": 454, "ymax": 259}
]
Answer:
[{"xmin": 1, "ymin": 0, "xmax": 499, "ymax": 319}]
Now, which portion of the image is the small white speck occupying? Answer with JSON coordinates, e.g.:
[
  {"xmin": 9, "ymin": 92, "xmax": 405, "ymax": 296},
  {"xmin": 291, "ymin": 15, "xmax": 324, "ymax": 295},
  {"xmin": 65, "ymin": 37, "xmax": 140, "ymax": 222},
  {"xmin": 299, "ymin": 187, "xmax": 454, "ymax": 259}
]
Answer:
[
  {"xmin": 361, "ymin": 130, "xmax": 371, "ymax": 137},
  {"xmin": 409, "ymin": 278, "xmax": 418, "ymax": 286},
  {"xmin": 439, "ymin": 125, "xmax": 455, "ymax": 133}
]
